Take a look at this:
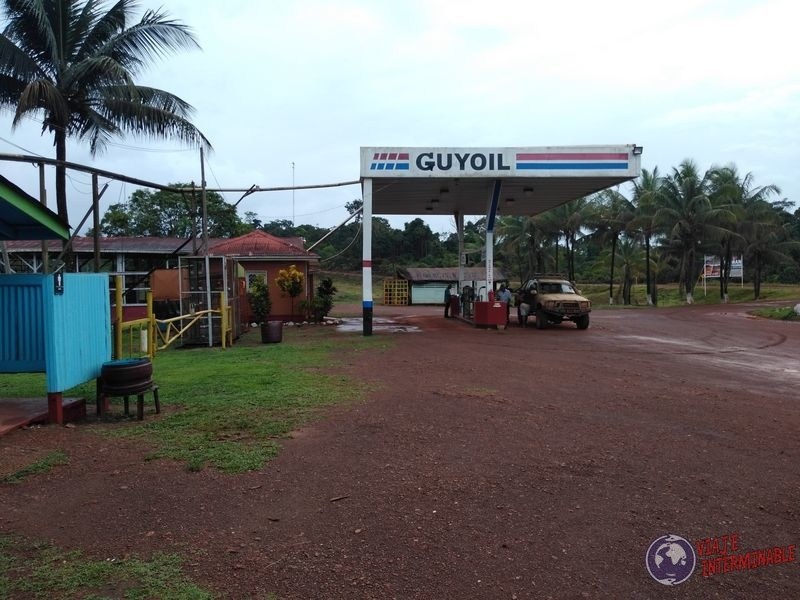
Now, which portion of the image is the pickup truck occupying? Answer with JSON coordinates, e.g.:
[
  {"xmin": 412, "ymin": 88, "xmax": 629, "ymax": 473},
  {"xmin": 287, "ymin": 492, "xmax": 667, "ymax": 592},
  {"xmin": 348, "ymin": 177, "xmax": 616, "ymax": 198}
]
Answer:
[{"xmin": 515, "ymin": 276, "xmax": 591, "ymax": 329}]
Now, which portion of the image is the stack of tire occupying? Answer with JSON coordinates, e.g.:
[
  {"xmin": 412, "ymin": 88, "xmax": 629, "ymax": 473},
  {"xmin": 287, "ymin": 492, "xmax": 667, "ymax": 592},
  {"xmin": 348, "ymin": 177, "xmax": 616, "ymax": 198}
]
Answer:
[{"xmin": 100, "ymin": 358, "xmax": 153, "ymax": 396}]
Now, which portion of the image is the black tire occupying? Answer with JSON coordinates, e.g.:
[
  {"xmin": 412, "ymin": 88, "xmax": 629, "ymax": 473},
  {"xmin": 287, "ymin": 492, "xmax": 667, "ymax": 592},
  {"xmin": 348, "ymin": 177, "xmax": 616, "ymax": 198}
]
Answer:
[
  {"xmin": 576, "ymin": 314, "xmax": 590, "ymax": 330},
  {"xmin": 535, "ymin": 309, "xmax": 547, "ymax": 329},
  {"xmin": 101, "ymin": 358, "xmax": 152, "ymax": 386}
]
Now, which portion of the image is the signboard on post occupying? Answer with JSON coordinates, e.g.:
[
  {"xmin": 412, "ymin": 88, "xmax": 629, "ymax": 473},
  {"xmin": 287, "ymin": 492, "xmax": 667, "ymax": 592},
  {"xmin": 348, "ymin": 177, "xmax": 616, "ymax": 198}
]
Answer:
[{"xmin": 703, "ymin": 255, "xmax": 744, "ymax": 294}]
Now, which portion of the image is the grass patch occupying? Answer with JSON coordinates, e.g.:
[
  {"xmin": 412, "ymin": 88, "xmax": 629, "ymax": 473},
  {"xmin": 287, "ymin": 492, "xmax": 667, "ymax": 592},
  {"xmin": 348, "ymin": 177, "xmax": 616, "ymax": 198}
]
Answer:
[
  {"xmin": 2, "ymin": 326, "xmax": 389, "ymax": 474},
  {"xmin": 750, "ymin": 306, "xmax": 800, "ymax": 321},
  {"xmin": 318, "ymin": 271, "xmax": 382, "ymax": 306},
  {"xmin": 579, "ymin": 282, "xmax": 800, "ymax": 308},
  {"xmin": 1, "ymin": 451, "xmax": 68, "ymax": 484},
  {"xmin": 0, "ymin": 326, "xmax": 386, "ymax": 476},
  {"xmin": 113, "ymin": 329, "xmax": 389, "ymax": 473},
  {"xmin": 0, "ymin": 535, "xmax": 212, "ymax": 599}
]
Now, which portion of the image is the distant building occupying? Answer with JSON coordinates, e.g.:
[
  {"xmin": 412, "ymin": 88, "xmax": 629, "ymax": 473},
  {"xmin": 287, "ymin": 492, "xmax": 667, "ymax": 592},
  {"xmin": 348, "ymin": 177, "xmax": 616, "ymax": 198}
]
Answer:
[
  {"xmin": 2, "ymin": 231, "xmax": 319, "ymax": 322},
  {"xmin": 398, "ymin": 267, "xmax": 507, "ymax": 305}
]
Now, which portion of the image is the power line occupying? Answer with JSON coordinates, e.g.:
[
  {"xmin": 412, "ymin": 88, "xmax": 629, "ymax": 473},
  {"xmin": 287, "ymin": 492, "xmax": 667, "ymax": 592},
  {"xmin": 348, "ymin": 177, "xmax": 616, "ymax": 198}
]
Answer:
[
  {"xmin": 0, "ymin": 136, "xmax": 45, "ymax": 157},
  {"xmin": 106, "ymin": 141, "xmax": 194, "ymax": 153}
]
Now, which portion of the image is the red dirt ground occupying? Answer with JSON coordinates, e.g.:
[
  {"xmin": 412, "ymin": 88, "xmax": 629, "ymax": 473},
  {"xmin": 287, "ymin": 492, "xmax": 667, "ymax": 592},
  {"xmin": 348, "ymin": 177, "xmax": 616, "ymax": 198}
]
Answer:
[{"xmin": 1, "ymin": 301, "xmax": 799, "ymax": 599}]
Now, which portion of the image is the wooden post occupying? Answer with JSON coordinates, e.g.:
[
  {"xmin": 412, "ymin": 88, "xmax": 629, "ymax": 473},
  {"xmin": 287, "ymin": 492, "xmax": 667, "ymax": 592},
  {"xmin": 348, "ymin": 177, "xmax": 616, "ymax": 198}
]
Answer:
[
  {"xmin": 146, "ymin": 291, "xmax": 155, "ymax": 359},
  {"xmin": 114, "ymin": 275, "xmax": 123, "ymax": 359},
  {"xmin": 39, "ymin": 163, "xmax": 49, "ymax": 274},
  {"xmin": 47, "ymin": 392, "xmax": 63, "ymax": 425},
  {"xmin": 220, "ymin": 291, "xmax": 228, "ymax": 349},
  {"xmin": 92, "ymin": 173, "xmax": 100, "ymax": 272}
]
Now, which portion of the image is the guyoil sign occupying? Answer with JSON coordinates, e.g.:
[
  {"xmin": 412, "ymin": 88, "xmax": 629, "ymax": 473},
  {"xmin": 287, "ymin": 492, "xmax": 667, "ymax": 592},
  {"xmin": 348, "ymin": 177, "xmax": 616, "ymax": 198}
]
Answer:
[{"xmin": 360, "ymin": 146, "xmax": 640, "ymax": 178}]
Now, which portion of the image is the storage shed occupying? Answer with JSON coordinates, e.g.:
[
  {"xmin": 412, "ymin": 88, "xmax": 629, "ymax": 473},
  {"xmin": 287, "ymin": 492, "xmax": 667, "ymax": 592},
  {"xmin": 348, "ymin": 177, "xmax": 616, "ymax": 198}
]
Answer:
[
  {"xmin": 1, "ymin": 175, "xmax": 110, "ymax": 429},
  {"xmin": 398, "ymin": 267, "xmax": 507, "ymax": 305}
]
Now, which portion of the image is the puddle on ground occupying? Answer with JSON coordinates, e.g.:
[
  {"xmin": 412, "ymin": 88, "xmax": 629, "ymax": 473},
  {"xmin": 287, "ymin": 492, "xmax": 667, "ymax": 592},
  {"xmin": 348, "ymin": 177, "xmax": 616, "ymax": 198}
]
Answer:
[{"xmin": 337, "ymin": 317, "xmax": 421, "ymax": 333}]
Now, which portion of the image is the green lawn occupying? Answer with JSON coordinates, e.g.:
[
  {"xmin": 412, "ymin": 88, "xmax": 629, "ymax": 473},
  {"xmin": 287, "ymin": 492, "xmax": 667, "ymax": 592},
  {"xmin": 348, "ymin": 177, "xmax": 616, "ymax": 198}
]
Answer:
[
  {"xmin": 3, "ymin": 326, "xmax": 391, "ymax": 474},
  {"xmin": 578, "ymin": 282, "xmax": 800, "ymax": 308},
  {"xmin": 2, "ymin": 326, "xmax": 389, "ymax": 600}
]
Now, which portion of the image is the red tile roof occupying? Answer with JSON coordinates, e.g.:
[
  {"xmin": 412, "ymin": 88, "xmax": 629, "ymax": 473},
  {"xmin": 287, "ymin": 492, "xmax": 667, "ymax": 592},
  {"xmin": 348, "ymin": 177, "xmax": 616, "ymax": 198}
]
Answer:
[
  {"xmin": 3, "ymin": 232, "xmax": 318, "ymax": 259},
  {"xmin": 210, "ymin": 230, "xmax": 317, "ymax": 258}
]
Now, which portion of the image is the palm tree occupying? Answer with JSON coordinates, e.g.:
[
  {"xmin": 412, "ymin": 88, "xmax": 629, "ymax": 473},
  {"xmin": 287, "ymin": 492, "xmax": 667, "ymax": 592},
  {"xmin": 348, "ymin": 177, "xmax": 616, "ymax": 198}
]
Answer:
[
  {"xmin": 631, "ymin": 167, "xmax": 665, "ymax": 305},
  {"xmin": 496, "ymin": 215, "xmax": 551, "ymax": 283},
  {"xmin": 0, "ymin": 0, "xmax": 210, "ymax": 227},
  {"xmin": 615, "ymin": 237, "xmax": 643, "ymax": 305},
  {"xmin": 708, "ymin": 164, "xmax": 780, "ymax": 302},
  {"xmin": 655, "ymin": 159, "xmax": 727, "ymax": 303},
  {"xmin": 739, "ymin": 197, "xmax": 798, "ymax": 299},
  {"xmin": 589, "ymin": 188, "xmax": 635, "ymax": 305},
  {"xmin": 543, "ymin": 197, "xmax": 590, "ymax": 282}
]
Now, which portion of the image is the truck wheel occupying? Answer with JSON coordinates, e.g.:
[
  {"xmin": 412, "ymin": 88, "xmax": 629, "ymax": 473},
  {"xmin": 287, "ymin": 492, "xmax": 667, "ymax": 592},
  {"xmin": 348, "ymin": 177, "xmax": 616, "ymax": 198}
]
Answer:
[
  {"xmin": 535, "ymin": 309, "xmax": 547, "ymax": 329},
  {"xmin": 576, "ymin": 315, "xmax": 590, "ymax": 330}
]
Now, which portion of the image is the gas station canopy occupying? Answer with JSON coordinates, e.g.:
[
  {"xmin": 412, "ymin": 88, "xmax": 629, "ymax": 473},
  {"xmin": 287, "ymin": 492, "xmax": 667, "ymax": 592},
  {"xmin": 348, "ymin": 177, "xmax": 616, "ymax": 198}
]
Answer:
[
  {"xmin": 356, "ymin": 145, "xmax": 643, "ymax": 335},
  {"xmin": 360, "ymin": 145, "xmax": 642, "ymax": 217}
]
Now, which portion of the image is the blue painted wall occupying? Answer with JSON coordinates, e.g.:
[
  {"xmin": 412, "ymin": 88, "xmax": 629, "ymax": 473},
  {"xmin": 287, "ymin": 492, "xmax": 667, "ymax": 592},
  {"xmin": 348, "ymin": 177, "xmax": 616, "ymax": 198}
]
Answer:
[
  {"xmin": 0, "ymin": 274, "xmax": 111, "ymax": 392},
  {"xmin": 0, "ymin": 274, "xmax": 45, "ymax": 371}
]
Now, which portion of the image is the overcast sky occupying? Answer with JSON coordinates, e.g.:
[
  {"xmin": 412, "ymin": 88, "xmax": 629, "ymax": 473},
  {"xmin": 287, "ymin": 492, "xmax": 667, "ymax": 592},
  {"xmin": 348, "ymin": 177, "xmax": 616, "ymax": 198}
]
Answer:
[{"xmin": 1, "ymin": 0, "xmax": 798, "ymax": 236}]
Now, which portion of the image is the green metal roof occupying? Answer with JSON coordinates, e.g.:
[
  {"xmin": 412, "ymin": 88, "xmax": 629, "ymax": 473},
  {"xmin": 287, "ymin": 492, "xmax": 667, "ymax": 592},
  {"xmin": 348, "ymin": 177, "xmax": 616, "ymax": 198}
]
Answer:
[{"xmin": 0, "ymin": 175, "xmax": 70, "ymax": 240}]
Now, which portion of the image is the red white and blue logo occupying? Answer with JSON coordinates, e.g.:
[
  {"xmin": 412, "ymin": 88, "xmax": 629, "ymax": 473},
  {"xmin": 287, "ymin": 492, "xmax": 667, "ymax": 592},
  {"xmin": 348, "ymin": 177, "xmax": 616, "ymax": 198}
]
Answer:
[
  {"xmin": 516, "ymin": 152, "xmax": 629, "ymax": 170},
  {"xmin": 370, "ymin": 152, "xmax": 410, "ymax": 171}
]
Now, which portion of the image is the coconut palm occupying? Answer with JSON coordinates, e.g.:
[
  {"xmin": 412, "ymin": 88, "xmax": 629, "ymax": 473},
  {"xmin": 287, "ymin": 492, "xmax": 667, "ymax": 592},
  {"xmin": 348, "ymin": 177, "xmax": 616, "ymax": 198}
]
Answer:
[
  {"xmin": 542, "ymin": 197, "xmax": 590, "ymax": 282},
  {"xmin": 589, "ymin": 188, "xmax": 636, "ymax": 305},
  {"xmin": 0, "ymin": 0, "xmax": 210, "ymax": 226},
  {"xmin": 655, "ymin": 159, "xmax": 728, "ymax": 303},
  {"xmin": 708, "ymin": 164, "xmax": 781, "ymax": 302},
  {"xmin": 631, "ymin": 167, "xmax": 666, "ymax": 305},
  {"xmin": 739, "ymin": 195, "xmax": 798, "ymax": 299},
  {"xmin": 496, "ymin": 215, "xmax": 551, "ymax": 282}
]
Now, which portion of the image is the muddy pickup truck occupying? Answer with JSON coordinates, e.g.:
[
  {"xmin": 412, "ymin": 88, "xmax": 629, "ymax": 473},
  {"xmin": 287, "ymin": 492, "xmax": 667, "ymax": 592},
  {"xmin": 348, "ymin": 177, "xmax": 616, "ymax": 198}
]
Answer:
[{"xmin": 515, "ymin": 275, "xmax": 591, "ymax": 329}]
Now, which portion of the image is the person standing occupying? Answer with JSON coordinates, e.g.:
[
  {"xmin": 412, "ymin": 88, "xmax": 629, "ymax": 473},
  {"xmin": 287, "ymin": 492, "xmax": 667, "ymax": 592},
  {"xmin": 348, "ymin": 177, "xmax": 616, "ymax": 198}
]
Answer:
[
  {"xmin": 444, "ymin": 284, "xmax": 453, "ymax": 318},
  {"xmin": 497, "ymin": 284, "xmax": 513, "ymax": 327}
]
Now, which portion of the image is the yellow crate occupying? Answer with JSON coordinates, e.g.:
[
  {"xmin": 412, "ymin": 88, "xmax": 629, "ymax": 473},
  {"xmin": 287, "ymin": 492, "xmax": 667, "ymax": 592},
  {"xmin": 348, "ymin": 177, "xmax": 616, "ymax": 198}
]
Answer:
[{"xmin": 383, "ymin": 278, "xmax": 409, "ymax": 305}]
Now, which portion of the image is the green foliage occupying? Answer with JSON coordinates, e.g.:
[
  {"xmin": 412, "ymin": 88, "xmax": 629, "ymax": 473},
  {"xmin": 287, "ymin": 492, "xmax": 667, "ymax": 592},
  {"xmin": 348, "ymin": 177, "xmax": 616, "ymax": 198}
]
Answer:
[
  {"xmin": 0, "ymin": 536, "xmax": 211, "ymax": 599},
  {"xmin": 247, "ymin": 275, "xmax": 271, "ymax": 323},
  {"xmin": 0, "ymin": 0, "xmax": 208, "ymax": 225},
  {"xmin": 276, "ymin": 265, "xmax": 304, "ymax": 299},
  {"xmin": 99, "ymin": 187, "xmax": 248, "ymax": 238},
  {"xmin": 1, "ymin": 451, "xmax": 68, "ymax": 484},
  {"xmin": 302, "ymin": 277, "xmax": 338, "ymax": 322}
]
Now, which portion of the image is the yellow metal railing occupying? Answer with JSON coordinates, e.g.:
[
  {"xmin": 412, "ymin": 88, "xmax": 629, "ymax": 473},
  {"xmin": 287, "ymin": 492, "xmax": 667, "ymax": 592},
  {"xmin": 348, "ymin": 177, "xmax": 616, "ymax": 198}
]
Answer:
[{"xmin": 113, "ymin": 276, "xmax": 232, "ymax": 359}]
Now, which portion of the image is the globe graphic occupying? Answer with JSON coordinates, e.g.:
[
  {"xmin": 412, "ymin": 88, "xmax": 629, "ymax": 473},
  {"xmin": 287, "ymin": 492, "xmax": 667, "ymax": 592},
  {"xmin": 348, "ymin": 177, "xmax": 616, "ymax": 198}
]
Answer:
[
  {"xmin": 646, "ymin": 534, "xmax": 696, "ymax": 585},
  {"xmin": 654, "ymin": 542, "xmax": 687, "ymax": 570}
]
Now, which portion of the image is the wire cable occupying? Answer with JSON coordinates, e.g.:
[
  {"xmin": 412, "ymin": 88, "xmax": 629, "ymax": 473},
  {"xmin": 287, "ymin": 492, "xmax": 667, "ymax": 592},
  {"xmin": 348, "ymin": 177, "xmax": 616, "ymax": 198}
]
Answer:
[{"xmin": 319, "ymin": 222, "xmax": 362, "ymax": 263}]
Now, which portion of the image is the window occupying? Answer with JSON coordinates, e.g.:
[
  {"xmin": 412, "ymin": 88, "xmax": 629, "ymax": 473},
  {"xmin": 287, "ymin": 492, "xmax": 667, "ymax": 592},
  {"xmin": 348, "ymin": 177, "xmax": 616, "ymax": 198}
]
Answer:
[{"xmin": 246, "ymin": 271, "xmax": 268, "ymax": 291}]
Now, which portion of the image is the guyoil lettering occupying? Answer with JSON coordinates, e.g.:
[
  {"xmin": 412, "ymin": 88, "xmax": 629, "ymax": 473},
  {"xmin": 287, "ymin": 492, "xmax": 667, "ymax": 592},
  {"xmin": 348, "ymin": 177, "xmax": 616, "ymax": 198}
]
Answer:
[{"xmin": 415, "ymin": 152, "xmax": 511, "ymax": 172}]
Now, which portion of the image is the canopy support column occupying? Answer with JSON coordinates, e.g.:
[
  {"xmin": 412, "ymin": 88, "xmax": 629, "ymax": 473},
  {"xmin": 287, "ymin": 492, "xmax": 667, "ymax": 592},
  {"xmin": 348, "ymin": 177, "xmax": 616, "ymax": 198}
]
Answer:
[
  {"xmin": 456, "ymin": 211, "xmax": 464, "ymax": 290},
  {"xmin": 361, "ymin": 178, "xmax": 373, "ymax": 336},
  {"xmin": 485, "ymin": 179, "xmax": 502, "ymax": 295}
]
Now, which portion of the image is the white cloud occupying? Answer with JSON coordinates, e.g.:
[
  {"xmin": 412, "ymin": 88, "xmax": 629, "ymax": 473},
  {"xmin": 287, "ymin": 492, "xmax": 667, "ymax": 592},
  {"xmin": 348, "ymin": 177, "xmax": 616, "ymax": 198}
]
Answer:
[{"xmin": 1, "ymin": 0, "xmax": 798, "ymax": 232}]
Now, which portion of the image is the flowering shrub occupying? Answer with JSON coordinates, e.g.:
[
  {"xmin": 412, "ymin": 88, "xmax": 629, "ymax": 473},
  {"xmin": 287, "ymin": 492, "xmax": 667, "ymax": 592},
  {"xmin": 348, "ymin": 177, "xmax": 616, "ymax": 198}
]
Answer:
[{"xmin": 276, "ymin": 265, "xmax": 304, "ymax": 316}]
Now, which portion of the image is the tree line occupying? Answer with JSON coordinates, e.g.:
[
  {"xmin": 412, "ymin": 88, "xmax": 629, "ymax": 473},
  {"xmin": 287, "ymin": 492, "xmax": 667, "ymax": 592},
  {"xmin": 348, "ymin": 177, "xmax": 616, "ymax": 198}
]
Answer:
[{"xmin": 98, "ymin": 158, "xmax": 800, "ymax": 303}]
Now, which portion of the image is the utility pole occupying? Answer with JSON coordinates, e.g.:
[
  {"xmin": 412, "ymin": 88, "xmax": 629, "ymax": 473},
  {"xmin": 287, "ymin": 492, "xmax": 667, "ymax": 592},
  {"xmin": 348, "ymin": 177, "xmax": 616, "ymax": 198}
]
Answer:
[
  {"xmin": 200, "ymin": 147, "xmax": 209, "ymax": 255},
  {"xmin": 291, "ymin": 161, "xmax": 295, "ymax": 227}
]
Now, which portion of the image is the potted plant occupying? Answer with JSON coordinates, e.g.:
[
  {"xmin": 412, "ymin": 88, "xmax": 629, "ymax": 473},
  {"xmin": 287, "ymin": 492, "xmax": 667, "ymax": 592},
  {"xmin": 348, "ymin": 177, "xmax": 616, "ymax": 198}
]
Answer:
[{"xmin": 247, "ymin": 275, "xmax": 281, "ymax": 343}]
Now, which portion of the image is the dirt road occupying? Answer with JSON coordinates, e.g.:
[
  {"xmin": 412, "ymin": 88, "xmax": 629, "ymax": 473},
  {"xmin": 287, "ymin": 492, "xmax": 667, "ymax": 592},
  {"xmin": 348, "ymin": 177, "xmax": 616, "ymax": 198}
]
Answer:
[{"xmin": 1, "ymin": 303, "xmax": 798, "ymax": 598}]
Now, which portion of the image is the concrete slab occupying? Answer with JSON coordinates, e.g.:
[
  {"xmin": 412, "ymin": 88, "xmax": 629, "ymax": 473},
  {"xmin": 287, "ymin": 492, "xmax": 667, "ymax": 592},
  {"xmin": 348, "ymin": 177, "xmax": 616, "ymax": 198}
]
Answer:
[{"xmin": 0, "ymin": 397, "xmax": 86, "ymax": 437}]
